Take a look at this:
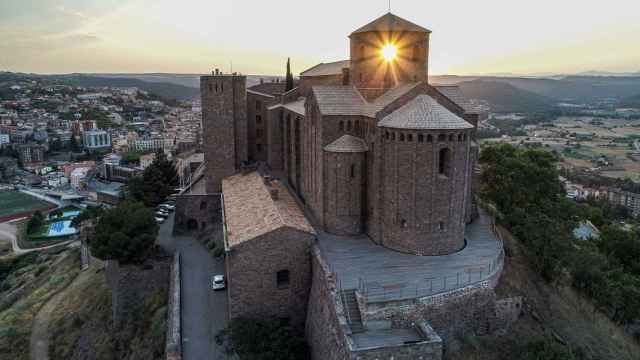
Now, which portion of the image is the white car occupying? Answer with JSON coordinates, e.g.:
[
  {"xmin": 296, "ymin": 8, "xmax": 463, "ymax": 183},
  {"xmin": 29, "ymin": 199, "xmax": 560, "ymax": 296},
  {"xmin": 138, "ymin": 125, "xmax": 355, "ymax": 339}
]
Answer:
[
  {"xmin": 155, "ymin": 217, "xmax": 165, "ymax": 224},
  {"xmin": 160, "ymin": 204, "xmax": 175, "ymax": 212},
  {"xmin": 212, "ymin": 275, "xmax": 226, "ymax": 291}
]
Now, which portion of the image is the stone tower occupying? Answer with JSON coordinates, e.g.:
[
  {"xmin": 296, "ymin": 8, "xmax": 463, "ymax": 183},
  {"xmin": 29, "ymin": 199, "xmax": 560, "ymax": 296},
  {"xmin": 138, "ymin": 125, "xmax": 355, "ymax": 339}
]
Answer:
[
  {"xmin": 200, "ymin": 70, "xmax": 247, "ymax": 193},
  {"xmin": 349, "ymin": 13, "xmax": 431, "ymax": 92}
]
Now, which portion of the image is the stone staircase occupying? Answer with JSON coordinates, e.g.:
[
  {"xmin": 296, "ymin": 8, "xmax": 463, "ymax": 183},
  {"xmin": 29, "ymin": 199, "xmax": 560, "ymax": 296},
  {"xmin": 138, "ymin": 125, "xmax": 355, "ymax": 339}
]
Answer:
[{"xmin": 341, "ymin": 289, "xmax": 364, "ymax": 333}]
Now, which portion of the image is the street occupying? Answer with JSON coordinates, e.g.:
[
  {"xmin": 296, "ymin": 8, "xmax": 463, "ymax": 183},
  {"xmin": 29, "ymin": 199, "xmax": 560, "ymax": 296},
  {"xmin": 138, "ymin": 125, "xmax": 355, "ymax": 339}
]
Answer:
[{"xmin": 157, "ymin": 213, "xmax": 228, "ymax": 360}]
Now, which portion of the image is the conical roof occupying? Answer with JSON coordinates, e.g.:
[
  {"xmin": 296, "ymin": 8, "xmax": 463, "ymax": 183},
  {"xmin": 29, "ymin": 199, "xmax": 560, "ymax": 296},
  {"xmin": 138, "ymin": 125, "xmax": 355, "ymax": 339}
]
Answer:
[
  {"xmin": 324, "ymin": 135, "xmax": 368, "ymax": 153},
  {"xmin": 351, "ymin": 13, "xmax": 431, "ymax": 35}
]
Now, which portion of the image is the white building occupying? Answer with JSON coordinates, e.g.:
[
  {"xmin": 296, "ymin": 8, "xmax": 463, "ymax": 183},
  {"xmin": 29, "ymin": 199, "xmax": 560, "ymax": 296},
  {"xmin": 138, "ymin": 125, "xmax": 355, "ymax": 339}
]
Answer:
[
  {"xmin": 70, "ymin": 167, "xmax": 91, "ymax": 189},
  {"xmin": 83, "ymin": 130, "xmax": 112, "ymax": 152},
  {"xmin": 0, "ymin": 133, "xmax": 9, "ymax": 147}
]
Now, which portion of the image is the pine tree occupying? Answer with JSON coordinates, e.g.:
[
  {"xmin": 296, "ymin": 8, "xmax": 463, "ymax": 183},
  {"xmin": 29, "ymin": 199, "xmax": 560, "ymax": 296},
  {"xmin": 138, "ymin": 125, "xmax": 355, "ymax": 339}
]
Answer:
[{"xmin": 285, "ymin": 58, "xmax": 294, "ymax": 92}]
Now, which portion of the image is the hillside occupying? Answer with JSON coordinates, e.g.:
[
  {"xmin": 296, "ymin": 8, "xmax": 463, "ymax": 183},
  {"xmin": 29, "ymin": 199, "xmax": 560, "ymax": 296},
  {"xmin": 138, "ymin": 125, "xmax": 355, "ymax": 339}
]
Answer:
[
  {"xmin": 446, "ymin": 226, "xmax": 640, "ymax": 360},
  {"xmin": 52, "ymin": 75, "xmax": 200, "ymax": 101},
  {"xmin": 458, "ymin": 80, "xmax": 556, "ymax": 113},
  {"xmin": 620, "ymin": 93, "xmax": 640, "ymax": 107}
]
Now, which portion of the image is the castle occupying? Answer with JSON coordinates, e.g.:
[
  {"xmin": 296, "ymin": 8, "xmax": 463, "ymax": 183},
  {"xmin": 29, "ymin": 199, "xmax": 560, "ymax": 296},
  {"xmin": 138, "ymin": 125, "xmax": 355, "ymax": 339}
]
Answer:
[{"xmin": 192, "ymin": 13, "xmax": 514, "ymax": 359}]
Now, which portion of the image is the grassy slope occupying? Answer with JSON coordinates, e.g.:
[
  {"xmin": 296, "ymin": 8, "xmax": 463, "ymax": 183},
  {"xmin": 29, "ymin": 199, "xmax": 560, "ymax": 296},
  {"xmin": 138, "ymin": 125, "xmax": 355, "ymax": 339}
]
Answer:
[
  {"xmin": 49, "ymin": 266, "xmax": 167, "ymax": 360},
  {"xmin": 0, "ymin": 249, "xmax": 80, "ymax": 360},
  {"xmin": 446, "ymin": 226, "xmax": 640, "ymax": 360}
]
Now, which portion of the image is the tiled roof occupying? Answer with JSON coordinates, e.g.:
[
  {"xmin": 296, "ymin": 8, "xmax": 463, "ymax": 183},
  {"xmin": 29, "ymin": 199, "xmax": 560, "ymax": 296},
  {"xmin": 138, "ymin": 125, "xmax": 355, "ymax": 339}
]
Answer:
[
  {"xmin": 222, "ymin": 172, "xmax": 314, "ymax": 247},
  {"xmin": 324, "ymin": 135, "xmax": 368, "ymax": 153},
  {"xmin": 247, "ymin": 82, "xmax": 287, "ymax": 96},
  {"xmin": 351, "ymin": 13, "xmax": 431, "ymax": 35},
  {"xmin": 268, "ymin": 98, "xmax": 306, "ymax": 116},
  {"xmin": 301, "ymin": 60, "xmax": 350, "ymax": 77},
  {"xmin": 313, "ymin": 85, "xmax": 367, "ymax": 116},
  {"xmin": 377, "ymin": 95, "xmax": 473, "ymax": 130},
  {"xmin": 433, "ymin": 85, "xmax": 484, "ymax": 114},
  {"xmin": 366, "ymin": 82, "xmax": 421, "ymax": 116}
]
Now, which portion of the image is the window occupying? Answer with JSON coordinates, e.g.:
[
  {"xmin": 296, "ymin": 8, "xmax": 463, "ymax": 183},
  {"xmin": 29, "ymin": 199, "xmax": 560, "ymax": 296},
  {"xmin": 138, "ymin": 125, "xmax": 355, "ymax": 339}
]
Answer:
[
  {"xmin": 385, "ymin": 131, "xmax": 389, "ymax": 140},
  {"xmin": 438, "ymin": 148, "xmax": 450, "ymax": 176},
  {"xmin": 256, "ymin": 144, "xmax": 263, "ymax": 152},
  {"xmin": 399, "ymin": 133, "xmax": 405, "ymax": 141},
  {"xmin": 355, "ymin": 120, "xmax": 360, "ymax": 133},
  {"xmin": 408, "ymin": 134, "xmax": 413, "ymax": 142},
  {"xmin": 401, "ymin": 219, "xmax": 408, "ymax": 228},
  {"xmin": 347, "ymin": 121, "xmax": 352, "ymax": 132},
  {"xmin": 256, "ymin": 129, "xmax": 264, "ymax": 138},
  {"xmin": 256, "ymin": 115, "xmax": 262, "ymax": 124},
  {"xmin": 277, "ymin": 270, "xmax": 290, "ymax": 288},
  {"xmin": 208, "ymin": 84, "xmax": 213, "ymax": 92},
  {"xmin": 438, "ymin": 134, "xmax": 446, "ymax": 142},
  {"xmin": 339, "ymin": 121, "xmax": 344, "ymax": 131},
  {"xmin": 200, "ymin": 201, "xmax": 207, "ymax": 210},
  {"xmin": 256, "ymin": 100, "xmax": 262, "ymax": 111},
  {"xmin": 458, "ymin": 134, "xmax": 463, "ymax": 141},
  {"xmin": 215, "ymin": 84, "xmax": 218, "ymax": 92},
  {"xmin": 427, "ymin": 134, "xmax": 433, "ymax": 142},
  {"xmin": 438, "ymin": 221, "xmax": 445, "ymax": 231},
  {"xmin": 350, "ymin": 164, "xmax": 355, "ymax": 178},
  {"xmin": 418, "ymin": 134, "xmax": 424, "ymax": 142}
]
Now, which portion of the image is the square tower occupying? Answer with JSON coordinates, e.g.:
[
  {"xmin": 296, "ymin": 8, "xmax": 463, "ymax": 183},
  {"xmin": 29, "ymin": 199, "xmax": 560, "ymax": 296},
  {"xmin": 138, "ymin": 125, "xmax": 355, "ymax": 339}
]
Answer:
[{"xmin": 200, "ymin": 70, "xmax": 247, "ymax": 193}]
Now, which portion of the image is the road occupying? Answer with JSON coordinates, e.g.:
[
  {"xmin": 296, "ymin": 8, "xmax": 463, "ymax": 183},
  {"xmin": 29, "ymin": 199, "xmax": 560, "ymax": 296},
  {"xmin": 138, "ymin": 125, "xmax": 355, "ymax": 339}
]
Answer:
[{"xmin": 157, "ymin": 213, "xmax": 228, "ymax": 360}]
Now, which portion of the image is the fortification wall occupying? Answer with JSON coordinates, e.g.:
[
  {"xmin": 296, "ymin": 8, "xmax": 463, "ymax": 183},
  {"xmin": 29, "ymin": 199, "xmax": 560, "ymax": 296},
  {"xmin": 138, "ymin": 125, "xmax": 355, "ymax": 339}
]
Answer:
[{"xmin": 173, "ymin": 193, "xmax": 221, "ymax": 235}]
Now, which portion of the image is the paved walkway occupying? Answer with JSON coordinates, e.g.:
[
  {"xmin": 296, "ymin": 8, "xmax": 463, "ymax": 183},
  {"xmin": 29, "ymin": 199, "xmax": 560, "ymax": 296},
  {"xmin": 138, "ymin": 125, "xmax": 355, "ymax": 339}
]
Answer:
[
  {"xmin": 157, "ymin": 213, "xmax": 228, "ymax": 360},
  {"xmin": 317, "ymin": 209, "xmax": 503, "ymax": 302}
]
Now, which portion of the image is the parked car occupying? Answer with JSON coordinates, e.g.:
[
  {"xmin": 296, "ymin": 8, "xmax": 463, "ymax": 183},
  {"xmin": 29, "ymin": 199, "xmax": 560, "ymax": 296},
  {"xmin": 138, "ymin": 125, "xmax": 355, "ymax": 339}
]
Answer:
[
  {"xmin": 212, "ymin": 275, "xmax": 226, "ymax": 290},
  {"xmin": 155, "ymin": 217, "xmax": 165, "ymax": 224},
  {"xmin": 155, "ymin": 211, "xmax": 169, "ymax": 218},
  {"xmin": 160, "ymin": 204, "xmax": 175, "ymax": 212}
]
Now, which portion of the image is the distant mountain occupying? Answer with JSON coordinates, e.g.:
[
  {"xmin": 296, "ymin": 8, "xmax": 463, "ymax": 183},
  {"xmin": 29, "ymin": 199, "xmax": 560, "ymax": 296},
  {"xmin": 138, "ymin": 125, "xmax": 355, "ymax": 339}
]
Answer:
[
  {"xmin": 576, "ymin": 70, "xmax": 640, "ymax": 77},
  {"xmin": 619, "ymin": 93, "xmax": 640, "ymax": 107},
  {"xmin": 457, "ymin": 80, "xmax": 556, "ymax": 113},
  {"xmin": 85, "ymin": 73, "xmax": 284, "ymax": 89}
]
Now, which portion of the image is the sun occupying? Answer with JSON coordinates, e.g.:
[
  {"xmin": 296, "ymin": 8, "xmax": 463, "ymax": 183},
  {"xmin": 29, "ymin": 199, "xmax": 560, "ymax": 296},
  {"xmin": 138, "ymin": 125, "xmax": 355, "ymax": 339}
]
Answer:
[{"xmin": 381, "ymin": 43, "xmax": 398, "ymax": 62}]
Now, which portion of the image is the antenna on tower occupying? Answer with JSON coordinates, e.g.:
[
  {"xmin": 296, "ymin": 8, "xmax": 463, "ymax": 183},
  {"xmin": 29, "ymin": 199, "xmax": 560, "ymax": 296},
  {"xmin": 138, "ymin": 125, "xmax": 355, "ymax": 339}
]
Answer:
[{"xmin": 388, "ymin": 0, "xmax": 391, "ymax": 12}]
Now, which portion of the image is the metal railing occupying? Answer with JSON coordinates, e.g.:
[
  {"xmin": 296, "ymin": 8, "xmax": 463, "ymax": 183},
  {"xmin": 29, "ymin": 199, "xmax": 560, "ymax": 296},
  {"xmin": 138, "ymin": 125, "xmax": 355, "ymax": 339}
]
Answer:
[{"xmin": 360, "ymin": 214, "xmax": 505, "ymax": 303}]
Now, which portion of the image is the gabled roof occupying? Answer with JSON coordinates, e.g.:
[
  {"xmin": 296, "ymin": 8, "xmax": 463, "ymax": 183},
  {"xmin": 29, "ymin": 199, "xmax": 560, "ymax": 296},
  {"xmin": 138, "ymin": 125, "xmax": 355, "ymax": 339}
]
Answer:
[
  {"xmin": 365, "ymin": 82, "xmax": 421, "ymax": 116},
  {"xmin": 378, "ymin": 95, "xmax": 473, "ymax": 130},
  {"xmin": 300, "ymin": 60, "xmax": 350, "ymax": 77},
  {"xmin": 267, "ymin": 98, "xmax": 306, "ymax": 116},
  {"xmin": 312, "ymin": 85, "xmax": 366, "ymax": 116},
  {"xmin": 222, "ymin": 172, "xmax": 314, "ymax": 247},
  {"xmin": 351, "ymin": 13, "xmax": 431, "ymax": 35},
  {"xmin": 324, "ymin": 135, "xmax": 368, "ymax": 153},
  {"xmin": 247, "ymin": 82, "xmax": 287, "ymax": 97}
]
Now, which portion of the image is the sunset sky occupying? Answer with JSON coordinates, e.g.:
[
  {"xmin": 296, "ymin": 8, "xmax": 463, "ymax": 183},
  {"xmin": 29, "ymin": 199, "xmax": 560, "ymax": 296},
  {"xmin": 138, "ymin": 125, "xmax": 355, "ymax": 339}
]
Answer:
[{"xmin": 1, "ymin": 0, "xmax": 639, "ymax": 76}]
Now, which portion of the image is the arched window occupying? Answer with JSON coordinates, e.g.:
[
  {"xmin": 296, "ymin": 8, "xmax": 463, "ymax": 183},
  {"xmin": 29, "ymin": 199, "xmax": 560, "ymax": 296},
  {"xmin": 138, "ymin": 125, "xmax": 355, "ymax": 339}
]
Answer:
[
  {"xmin": 418, "ymin": 134, "xmax": 424, "ymax": 142},
  {"xmin": 200, "ymin": 201, "xmax": 207, "ymax": 210},
  {"xmin": 427, "ymin": 134, "xmax": 433, "ymax": 142},
  {"xmin": 438, "ymin": 148, "xmax": 451, "ymax": 176},
  {"xmin": 408, "ymin": 134, "xmax": 413, "ymax": 142},
  {"xmin": 438, "ymin": 221, "xmax": 445, "ymax": 231},
  {"xmin": 399, "ymin": 134, "xmax": 405, "ymax": 141},
  {"xmin": 339, "ymin": 121, "xmax": 344, "ymax": 131},
  {"xmin": 458, "ymin": 134, "xmax": 463, "ymax": 141},
  {"xmin": 385, "ymin": 131, "xmax": 389, "ymax": 140},
  {"xmin": 276, "ymin": 270, "xmax": 290, "ymax": 288},
  {"xmin": 347, "ymin": 121, "xmax": 352, "ymax": 132},
  {"xmin": 391, "ymin": 133, "xmax": 396, "ymax": 141},
  {"xmin": 438, "ymin": 134, "xmax": 446, "ymax": 142}
]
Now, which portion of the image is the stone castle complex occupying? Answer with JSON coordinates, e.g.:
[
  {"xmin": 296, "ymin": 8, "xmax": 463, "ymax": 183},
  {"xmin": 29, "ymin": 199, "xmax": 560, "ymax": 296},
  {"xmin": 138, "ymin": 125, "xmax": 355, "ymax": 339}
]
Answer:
[{"xmin": 192, "ymin": 13, "xmax": 516, "ymax": 359}]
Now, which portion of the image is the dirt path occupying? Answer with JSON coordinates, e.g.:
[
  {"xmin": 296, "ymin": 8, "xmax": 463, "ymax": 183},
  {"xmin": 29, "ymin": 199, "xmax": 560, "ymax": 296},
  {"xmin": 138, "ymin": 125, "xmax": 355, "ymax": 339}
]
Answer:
[
  {"xmin": 0, "ymin": 222, "xmax": 78, "ymax": 255},
  {"xmin": 30, "ymin": 259, "xmax": 100, "ymax": 360}
]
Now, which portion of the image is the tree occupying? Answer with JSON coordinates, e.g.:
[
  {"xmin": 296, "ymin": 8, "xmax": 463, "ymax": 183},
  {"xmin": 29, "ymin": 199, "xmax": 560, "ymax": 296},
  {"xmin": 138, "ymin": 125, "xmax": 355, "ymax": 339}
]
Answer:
[
  {"xmin": 285, "ymin": 58, "xmax": 294, "ymax": 92},
  {"xmin": 125, "ymin": 150, "xmax": 178, "ymax": 207},
  {"xmin": 69, "ymin": 135, "xmax": 81, "ymax": 153},
  {"xmin": 89, "ymin": 202, "xmax": 158, "ymax": 264},
  {"xmin": 27, "ymin": 211, "xmax": 45, "ymax": 234},
  {"xmin": 216, "ymin": 318, "xmax": 308, "ymax": 360}
]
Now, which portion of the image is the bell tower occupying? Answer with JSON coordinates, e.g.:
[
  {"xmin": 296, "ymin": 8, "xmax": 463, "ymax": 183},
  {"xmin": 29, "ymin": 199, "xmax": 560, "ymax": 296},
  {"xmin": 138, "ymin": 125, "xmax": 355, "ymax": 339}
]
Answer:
[{"xmin": 349, "ymin": 13, "xmax": 431, "ymax": 92}]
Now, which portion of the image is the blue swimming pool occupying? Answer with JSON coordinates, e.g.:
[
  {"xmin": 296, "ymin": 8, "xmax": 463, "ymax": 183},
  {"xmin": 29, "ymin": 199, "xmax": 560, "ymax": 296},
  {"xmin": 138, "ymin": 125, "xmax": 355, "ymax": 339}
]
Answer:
[{"xmin": 47, "ymin": 220, "xmax": 78, "ymax": 237}]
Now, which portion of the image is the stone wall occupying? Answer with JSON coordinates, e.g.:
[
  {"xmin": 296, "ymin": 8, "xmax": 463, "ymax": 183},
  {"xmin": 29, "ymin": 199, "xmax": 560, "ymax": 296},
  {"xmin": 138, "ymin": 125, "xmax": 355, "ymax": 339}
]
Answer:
[
  {"xmin": 166, "ymin": 253, "xmax": 182, "ymax": 360},
  {"xmin": 361, "ymin": 262, "xmax": 504, "ymax": 343},
  {"xmin": 226, "ymin": 227, "xmax": 313, "ymax": 329},
  {"xmin": 305, "ymin": 246, "xmax": 351, "ymax": 360},
  {"xmin": 323, "ymin": 151, "xmax": 365, "ymax": 235},
  {"xmin": 173, "ymin": 193, "xmax": 221, "ymax": 235},
  {"xmin": 105, "ymin": 254, "xmax": 171, "ymax": 328},
  {"xmin": 352, "ymin": 321, "xmax": 442, "ymax": 360}
]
